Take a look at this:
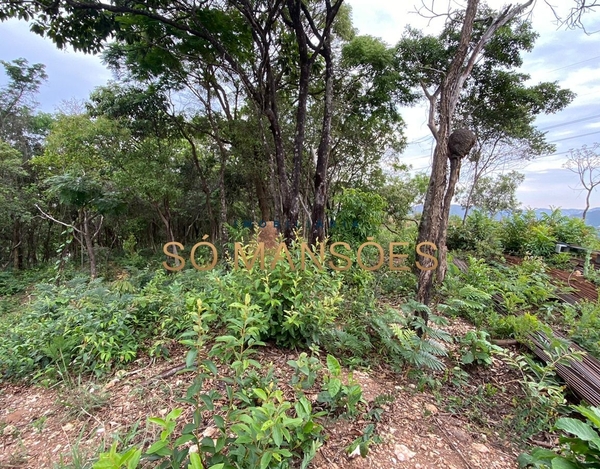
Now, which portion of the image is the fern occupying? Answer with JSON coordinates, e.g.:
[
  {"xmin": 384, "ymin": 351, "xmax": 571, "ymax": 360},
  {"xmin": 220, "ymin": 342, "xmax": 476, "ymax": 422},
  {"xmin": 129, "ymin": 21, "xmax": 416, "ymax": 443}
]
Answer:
[{"xmin": 389, "ymin": 322, "xmax": 449, "ymax": 372}]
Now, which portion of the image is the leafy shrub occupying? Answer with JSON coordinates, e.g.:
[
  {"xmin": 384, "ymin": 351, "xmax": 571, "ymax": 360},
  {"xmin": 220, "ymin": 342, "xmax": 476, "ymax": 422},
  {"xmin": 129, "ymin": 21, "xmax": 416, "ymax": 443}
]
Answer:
[
  {"xmin": 567, "ymin": 301, "xmax": 600, "ymax": 359},
  {"xmin": 329, "ymin": 188, "xmax": 386, "ymax": 246},
  {"xmin": 0, "ymin": 269, "xmax": 210, "ymax": 380},
  {"xmin": 95, "ymin": 296, "xmax": 347, "ymax": 469},
  {"xmin": 370, "ymin": 301, "xmax": 452, "ymax": 372},
  {"xmin": 459, "ymin": 331, "xmax": 501, "ymax": 366},
  {"xmin": 518, "ymin": 404, "xmax": 600, "ymax": 468},
  {"xmin": 499, "ymin": 209, "xmax": 598, "ymax": 260},
  {"xmin": 447, "ymin": 211, "xmax": 502, "ymax": 257},
  {"xmin": 220, "ymin": 238, "xmax": 344, "ymax": 348}
]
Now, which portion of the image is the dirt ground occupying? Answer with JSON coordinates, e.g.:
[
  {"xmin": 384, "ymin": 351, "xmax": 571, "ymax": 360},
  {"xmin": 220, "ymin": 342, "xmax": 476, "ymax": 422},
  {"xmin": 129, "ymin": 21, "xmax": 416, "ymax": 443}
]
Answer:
[{"xmin": 0, "ymin": 317, "xmax": 539, "ymax": 469}]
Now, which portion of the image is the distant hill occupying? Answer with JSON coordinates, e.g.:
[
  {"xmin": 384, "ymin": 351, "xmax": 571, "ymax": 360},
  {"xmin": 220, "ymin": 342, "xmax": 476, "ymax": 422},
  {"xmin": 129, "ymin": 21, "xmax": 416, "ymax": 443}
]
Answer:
[{"xmin": 413, "ymin": 205, "xmax": 600, "ymax": 228}]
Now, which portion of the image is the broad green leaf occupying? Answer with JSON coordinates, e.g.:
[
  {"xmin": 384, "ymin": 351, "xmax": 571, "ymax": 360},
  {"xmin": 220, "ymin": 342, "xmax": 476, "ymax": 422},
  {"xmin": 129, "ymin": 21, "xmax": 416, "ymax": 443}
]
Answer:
[
  {"xmin": 188, "ymin": 452, "xmax": 204, "ymax": 469},
  {"xmin": 254, "ymin": 388, "xmax": 268, "ymax": 401},
  {"xmin": 260, "ymin": 451, "xmax": 272, "ymax": 469},
  {"xmin": 556, "ymin": 418, "xmax": 599, "ymax": 441},
  {"xmin": 174, "ymin": 433, "xmax": 196, "ymax": 446},
  {"xmin": 146, "ymin": 440, "xmax": 170, "ymax": 456},
  {"xmin": 326, "ymin": 355, "xmax": 341, "ymax": 375},
  {"xmin": 573, "ymin": 405, "xmax": 600, "ymax": 430},
  {"xmin": 551, "ymin": 457, "xmax": 579, "ymax": 469},
  {"xmin": 186, "ymin": 349, "xmax": 198, "ymax": 368},
  {"xmin": 203, "ymin": 359, "xmax": 219, "ymax": 375},
  {"xmin": 328, "ymin": 378, "xmax": 342, "ymax": 397}
]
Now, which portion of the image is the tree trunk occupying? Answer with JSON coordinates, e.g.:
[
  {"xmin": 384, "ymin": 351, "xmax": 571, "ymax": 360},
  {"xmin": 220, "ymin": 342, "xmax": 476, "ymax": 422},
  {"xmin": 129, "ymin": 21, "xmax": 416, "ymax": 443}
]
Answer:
[
  {"xmin": 82, "ymin": 210, "xmax": 97, "ymax": 279},
  {"xmin": 255, "ymin": 174, "xmax": 271, "ymax": 222},
  {"xmin": 583, "ymin": 190, "xmax": 591, "ymax": 220},
  {"xmin": 416, "ymin": 0, "xmax": 480, "ymax": 314},
  {"xmin": 437, "ymin": 156, "xmax": 463, "ymax": 284},
  {"xmin": 12, "ymin": 217, "xmax": 22, "ymax": 270},
  {"xmin": 285, "ymin": 0, "xmax": 311, "ymax": 242},
  {"xmin": 310, "ymin": 32, "xmax": 334, "ymax": 245}
]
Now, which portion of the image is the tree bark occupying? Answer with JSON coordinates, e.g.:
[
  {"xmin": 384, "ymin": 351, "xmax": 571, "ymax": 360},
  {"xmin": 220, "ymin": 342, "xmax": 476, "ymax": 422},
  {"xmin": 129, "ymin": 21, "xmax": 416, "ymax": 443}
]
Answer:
[
  {"xmin": 82, "ymin": 210, "xmax": 97, "ymax": 279},
  {"xmin": 310, "ymin": 4, "xmax": 335, "ymax": 245}
]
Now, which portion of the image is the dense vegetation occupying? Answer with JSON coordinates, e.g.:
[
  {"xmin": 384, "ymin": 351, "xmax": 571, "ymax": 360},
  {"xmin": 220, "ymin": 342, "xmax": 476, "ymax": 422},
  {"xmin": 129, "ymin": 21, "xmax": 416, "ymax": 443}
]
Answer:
[{"xmin": 1, "ymin": 1, "xmax": 600, "ymax": 468}]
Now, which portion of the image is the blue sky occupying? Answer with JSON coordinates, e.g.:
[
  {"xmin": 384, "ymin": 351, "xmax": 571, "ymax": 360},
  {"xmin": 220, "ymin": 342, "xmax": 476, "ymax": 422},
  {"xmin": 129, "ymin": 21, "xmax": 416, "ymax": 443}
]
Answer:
[{"xmin": 1, "ymin": 1, "xmax": 600, "ymax": 209}]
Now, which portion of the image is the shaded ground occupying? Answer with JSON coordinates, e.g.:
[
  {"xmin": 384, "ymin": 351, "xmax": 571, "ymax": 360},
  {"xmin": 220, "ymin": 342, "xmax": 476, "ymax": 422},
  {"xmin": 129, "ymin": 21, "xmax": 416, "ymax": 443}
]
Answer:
[{"xmin": 0, "ymin": 316, "xmax": 532, "ymax": 469}]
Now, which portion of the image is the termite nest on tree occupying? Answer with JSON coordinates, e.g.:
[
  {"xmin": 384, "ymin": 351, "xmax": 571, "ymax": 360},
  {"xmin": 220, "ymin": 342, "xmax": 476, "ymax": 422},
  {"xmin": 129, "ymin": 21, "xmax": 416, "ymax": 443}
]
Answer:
[{"xmin": 448, "ymin": 128, "xmax": 476, "ymax": 160}]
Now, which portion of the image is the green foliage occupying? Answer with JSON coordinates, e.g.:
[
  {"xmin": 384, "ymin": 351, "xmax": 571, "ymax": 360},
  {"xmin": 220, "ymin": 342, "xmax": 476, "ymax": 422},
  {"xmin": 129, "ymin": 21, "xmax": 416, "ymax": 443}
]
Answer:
[
  {"xmin": 565, "ymin": 301, "xmax": 600, "ymax": 358},
  {"xmin": 379, "ymin": 171, "xmax": 428, "ymax": 223},
  {"xmin": 95, "ymin": 295, "xmax": 340, "ymax": 469},
  {"xmin": 371, "ymin": 300, "xmax": 452, "ymax": 372},
  {"xmin": 518, "ymin": 405, "xmax": 600, "ymax": 469},
  {"xmin": 499, "ymin": 337, "xmax": 583, "ymax": 435},
  {"xmin": 221, "ymin": 238, "xmax": 344, "ymax": 348},
  {"xmin": 467, "ymin": 171, "xmax": 525, "ymax": 218},
  {"xmin": 446, "ymin": 211, "xmax": 502, "ymax": 257},
  {"xmin": 490, "ymin": 313, "xmax": 544, "ymax": 341},
  {"xmin": 459, "ymin": 331, "xmax": 501, "ymax": 366},
  {"xmin": 441, "ymin": 256, "xmax": 557, "ymax": 332},
  {"xmin": 330, "ymin": 188, "xmax": 386, "ymax": 246},
  {"xmin": 287, "ymin": 352, "xmax": 322, "ymax": 391},
  {"xmin": 316, "ymin": 355, "xmax": 365, "ymax": 417},
  {"xmin": 499, "ymin": 209, "xmax": 597, "ymax": 259},
  {"xmin": 0, "ymin": 269, "xmax": 211, "ymax": 381}
]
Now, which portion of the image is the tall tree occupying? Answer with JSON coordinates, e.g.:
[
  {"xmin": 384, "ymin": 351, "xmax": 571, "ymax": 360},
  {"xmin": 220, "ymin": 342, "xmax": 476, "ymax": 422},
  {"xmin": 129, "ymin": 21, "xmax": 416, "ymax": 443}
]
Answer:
[
  {"xmin": 396, "ymin": 0, "xmax": 536, "ymax": 315},
  {"xmin": 564, "ymin": 143, "xmax": 600, "ymax": 221},
  {"xmin": 1, "ymin": 0, "xmax": 346, "ymax": 243},
  {"xmin": 452, "ymin": 18, "xmax": 574, "ymax": 221},
  {"xmin": 0, "ymin": 58, "xmax": 50, "ymax": 269},
  {"xmin": 464, "ymin": 170, "xmax": 525, "ymax": 218}
]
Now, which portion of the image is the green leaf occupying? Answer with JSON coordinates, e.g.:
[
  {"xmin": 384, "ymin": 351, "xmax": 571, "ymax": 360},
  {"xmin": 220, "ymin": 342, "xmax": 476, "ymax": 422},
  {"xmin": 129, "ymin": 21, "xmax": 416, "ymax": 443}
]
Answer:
[
  {"xmin": 148, "ymin": 417, "xmax": 166, "ymax": 427},
  {"xmin": 551, "ymin": 457, "xmax": 579, "ymax": 469},
  {"xmin": 125, "ymin": 448, "xmax": 142, "ymax": 469},
  {"xmin": 146, "ymin": 440, "xmax": 170, "ymax": 456},
  {"xmin": 174, "ymin": 433, "xmax": 196, "ymax": 446},
  {"xmin": 200, "ymin": 394, "xmax": 215, "ymax": 411},
  {"xmin": 326, "ymin": 355, "xmax": 341, "ymax": 376},
  {"xmin": 260, "ymin": 451, "xmax": 272, "ymax": 469},
  {"xmin": 166, "ymin": 408, "xmax": 183, "ymax": 421},
  {"xmin": 186, "ymin": 349, "xmax": 198, "ymax": 368},
  {"xmin": 188, "ymin": 452, "xmax": 204, "ymax": 469},
  {"xmin": 573, "ymin": 405, "xmax": 600, "ymax": 430},
  {"xmin": 556, "ymin": 418, "xmax": 600, "ymax": 441},
  {"xmin": 328, "ymin": 378, "xmax": 342, "ymax": 398},
  {"xmin": 254, "ymin": 388, "xmax": 268, "ymax": 401},
  {"xmin": 203, "ymin": 359, "xmax": 219, "ymax": 375},
  {"xmin": 272, "ymin": 425, "xmax": 283, "ymax": 446}
]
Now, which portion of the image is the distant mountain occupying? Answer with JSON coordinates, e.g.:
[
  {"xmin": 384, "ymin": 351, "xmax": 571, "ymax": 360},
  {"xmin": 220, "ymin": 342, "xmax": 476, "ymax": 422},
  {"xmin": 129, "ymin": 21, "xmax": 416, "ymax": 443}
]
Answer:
[{"xmin": 413, "ymin": 205, "xmax": 600, "ymax": 228}]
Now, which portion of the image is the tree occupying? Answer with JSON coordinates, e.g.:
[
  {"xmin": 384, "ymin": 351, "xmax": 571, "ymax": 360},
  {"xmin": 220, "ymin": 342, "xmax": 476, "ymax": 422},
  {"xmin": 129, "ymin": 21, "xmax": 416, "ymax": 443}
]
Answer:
[
  {"xmin": 564, "ymin": 143, "xmax": 600, "ymax": 220},
  {"xmin": 395, "ymin": 0, "xmax": 535, "ymax": 314},
  {"xmin": 33, "ymin": 114, "xmax": 130, "ymax": 277},
  {"xmin": 1, "ymin": 0, "xmax": 348, "ymax": 244},
  {"xmin": 454, "ymin": 21, "xmax": 575, "ymax": 221},
  {"xmin": 0, "ymin": 58, "xmax": 50, "ymax": 269},
  {"xmin": 465, "ymin": 170, "xmax": 525, "ymax": 218},
  {"xmin": 380, "ymin": 170, "xmax": 429, "ymax": 226}
]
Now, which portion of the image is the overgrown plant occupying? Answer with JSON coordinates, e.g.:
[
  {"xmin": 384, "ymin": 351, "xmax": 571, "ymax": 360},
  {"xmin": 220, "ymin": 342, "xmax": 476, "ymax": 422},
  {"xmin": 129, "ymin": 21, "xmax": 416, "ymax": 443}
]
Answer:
[{"xmin": 518, "ymin": 405, "xmax": 600, "ymax": 468}]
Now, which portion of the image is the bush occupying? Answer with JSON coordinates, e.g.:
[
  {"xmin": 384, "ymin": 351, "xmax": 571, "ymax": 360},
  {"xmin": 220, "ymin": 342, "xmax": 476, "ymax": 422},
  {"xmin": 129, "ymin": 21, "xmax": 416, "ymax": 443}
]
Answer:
[
  {"xmin": 499, "ymin": 209, "xmax": 598, "ymax": 260},
  {"xmin": 447, "ymin": 211, "xmax": 502, "ymax": 257},
  {"xmin": 329, "ymin": 188, "xmax": 387, "ymax": 246},
  {"xmin": 221, "ymin": 238, "xmax": 344, "ymax": 348}
]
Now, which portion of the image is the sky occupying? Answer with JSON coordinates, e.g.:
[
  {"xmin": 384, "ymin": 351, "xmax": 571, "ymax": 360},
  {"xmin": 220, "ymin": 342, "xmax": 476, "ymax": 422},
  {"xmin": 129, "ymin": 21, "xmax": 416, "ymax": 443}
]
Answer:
[{"xmin": 1, "ymin": 1, "xmax": 600, "ymax": 209}]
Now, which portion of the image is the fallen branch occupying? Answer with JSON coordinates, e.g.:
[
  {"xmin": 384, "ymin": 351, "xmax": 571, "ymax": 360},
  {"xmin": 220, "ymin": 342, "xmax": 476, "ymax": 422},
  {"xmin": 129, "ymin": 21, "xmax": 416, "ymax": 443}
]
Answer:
[{"xmin": 142, "ymin": 363, "xmax": 188, "ymax": 385}]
